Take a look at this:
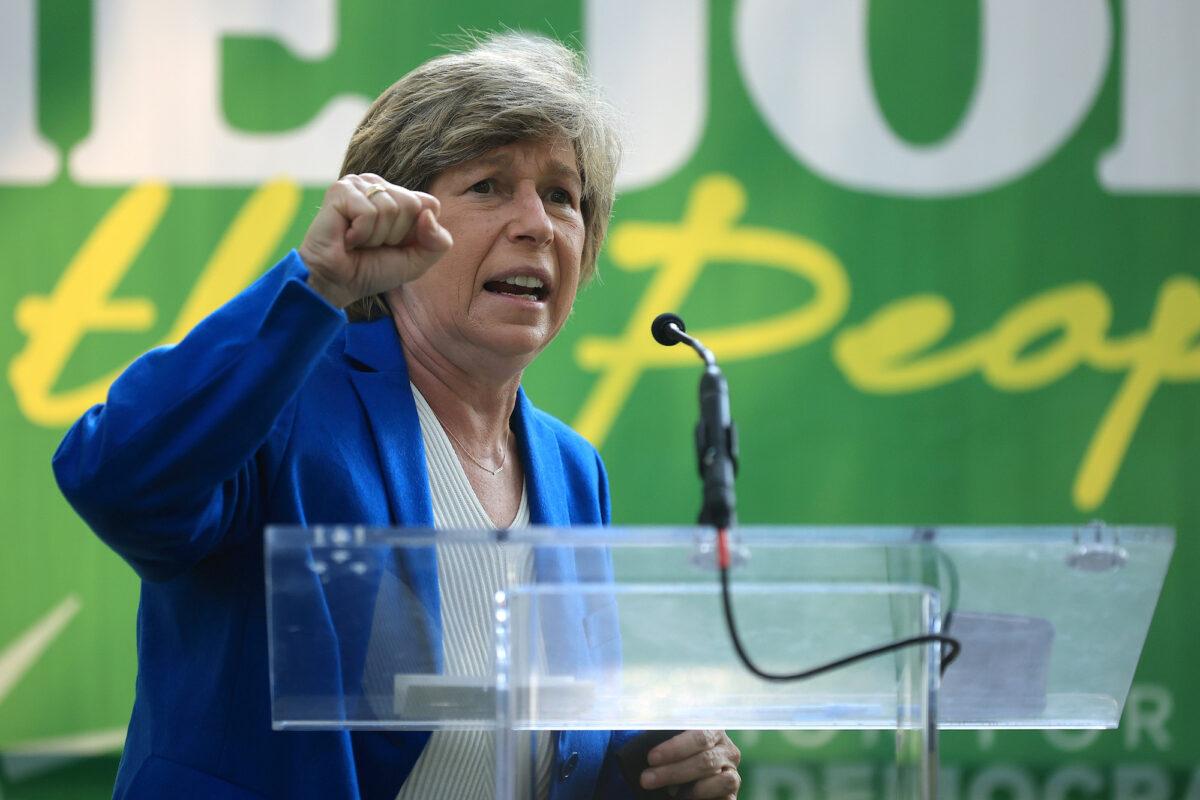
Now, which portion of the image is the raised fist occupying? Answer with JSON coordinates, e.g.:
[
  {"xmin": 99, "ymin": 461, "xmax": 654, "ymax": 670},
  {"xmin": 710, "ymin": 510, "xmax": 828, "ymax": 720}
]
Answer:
[{"xmin": 298, "ymin": 173, "xmax": 454, "ymax": 309}]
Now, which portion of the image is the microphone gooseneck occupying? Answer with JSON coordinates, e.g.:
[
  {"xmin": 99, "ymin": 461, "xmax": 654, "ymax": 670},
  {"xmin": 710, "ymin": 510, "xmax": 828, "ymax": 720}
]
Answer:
[
  {"xmin": 648, "ymin": 313, "xmax": 735, "ymax": 528},
  {"xmin": 650, "ymin": 312, "xmax": 962, "ymax": 681}
]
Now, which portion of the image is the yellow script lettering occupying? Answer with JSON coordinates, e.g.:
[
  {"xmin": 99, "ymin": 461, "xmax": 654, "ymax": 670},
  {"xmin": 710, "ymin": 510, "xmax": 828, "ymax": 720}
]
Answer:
[
  {"xmin": 1080, "ymin": 276, "xmax": 1200, "ymax": 509},
  {"xmin": 9, "ymin": 180, "xmax": 300, "ymax": 427},
  {"xmin": 573, "ymin": 174, "xmax": 849, "ymax": 447},
  {"xmin": 834, "ymin": 278, "xmax": 1200, "ymax": 510}
]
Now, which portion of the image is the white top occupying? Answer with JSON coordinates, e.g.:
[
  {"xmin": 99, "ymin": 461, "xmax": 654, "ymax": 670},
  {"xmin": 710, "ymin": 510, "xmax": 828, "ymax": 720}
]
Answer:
[{"xmin": 396, "ymin": 385, "xmax": 552, "ymax": 800}]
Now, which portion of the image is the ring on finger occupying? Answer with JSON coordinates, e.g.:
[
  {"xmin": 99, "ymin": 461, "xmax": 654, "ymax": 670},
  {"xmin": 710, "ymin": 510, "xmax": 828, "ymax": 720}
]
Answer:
[{"xmin": 364, "ymin": 183, "xmax": 388, "ymax": 199}]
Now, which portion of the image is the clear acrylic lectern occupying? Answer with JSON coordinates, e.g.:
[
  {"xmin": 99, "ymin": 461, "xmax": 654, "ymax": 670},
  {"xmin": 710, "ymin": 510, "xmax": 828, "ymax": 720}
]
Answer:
[{"xmin": 265, "ymin": 525, "xmax": 1172, "ymax": 800}]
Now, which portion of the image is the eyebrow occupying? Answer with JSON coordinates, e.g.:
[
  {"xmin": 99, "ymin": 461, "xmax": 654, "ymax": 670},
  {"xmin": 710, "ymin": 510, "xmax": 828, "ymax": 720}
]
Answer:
[
  {"xmin": 473, "ymin": 152, "xmax": 582, "ymax": 188},
  {"xmin": 543, "ymin": 160, "xmax": 582, "ymax": 188}
]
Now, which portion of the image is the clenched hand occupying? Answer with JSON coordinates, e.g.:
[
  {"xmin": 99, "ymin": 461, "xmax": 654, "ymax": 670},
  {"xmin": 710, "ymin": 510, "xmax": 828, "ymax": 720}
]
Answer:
[
  {"xmin": 298, "ymin": 173, "xmax": 453, "ymax": 309},
  {"xmin": 642, "ymin": 729, "xmax": 741, "ymax": 799}
]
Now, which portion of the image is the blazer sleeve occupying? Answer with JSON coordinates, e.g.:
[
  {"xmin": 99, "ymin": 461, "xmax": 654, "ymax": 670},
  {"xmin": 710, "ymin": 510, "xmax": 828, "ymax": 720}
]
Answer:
[{"xmin": 52, "ymin": 250, "xmax": 346, "ymax": 582}]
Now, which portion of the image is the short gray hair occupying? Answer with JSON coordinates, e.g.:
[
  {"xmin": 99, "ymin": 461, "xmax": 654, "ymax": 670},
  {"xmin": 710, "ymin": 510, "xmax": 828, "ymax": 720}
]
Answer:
[{"xmin": 340, "ymin": 32, "xmax": 622, "ymax": 321}]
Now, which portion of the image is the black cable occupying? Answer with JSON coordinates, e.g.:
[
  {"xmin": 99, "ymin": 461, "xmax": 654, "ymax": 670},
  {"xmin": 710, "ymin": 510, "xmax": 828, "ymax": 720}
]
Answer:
[
  {"xmin": 716, "ymin": 529, "xmax": 961, "ymax": 681},
  {"xmin": 650, "ymin": 312, "xmax": 963, "ymax": 682},
  {"xmin": 934, "ymin": 545, "xmax": 960, "ymax": 666}
]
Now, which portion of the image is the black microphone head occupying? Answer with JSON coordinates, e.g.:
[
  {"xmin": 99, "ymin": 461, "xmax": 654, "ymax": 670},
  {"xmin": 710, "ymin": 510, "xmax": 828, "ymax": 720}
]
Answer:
[{"xmin": 651, "ymin": 313, "xmax": 686, "ymax": 346}]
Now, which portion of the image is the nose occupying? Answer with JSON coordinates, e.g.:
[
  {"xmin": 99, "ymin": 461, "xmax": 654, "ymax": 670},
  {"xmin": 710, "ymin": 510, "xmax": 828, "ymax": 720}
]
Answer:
[{"xmin": 508, "ymin": 185, "xmax": 554, "ymax": 247}]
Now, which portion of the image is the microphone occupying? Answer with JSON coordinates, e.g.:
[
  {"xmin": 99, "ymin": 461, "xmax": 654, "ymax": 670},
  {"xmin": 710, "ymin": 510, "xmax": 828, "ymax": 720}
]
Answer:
[
  {"xmin": 649, "ymin": 313, "xmax": 737, "ymax": 530},
  {"xmin": 650, "ymin": 312, "xmax": 716, "ymax": 367},
  {"xmin": 647, "ymin": 316, "xmax": 964, "ymax": 684},
  {"xmin": 650, "ymin": 312, "xmax": 686, "ymax": 347}
]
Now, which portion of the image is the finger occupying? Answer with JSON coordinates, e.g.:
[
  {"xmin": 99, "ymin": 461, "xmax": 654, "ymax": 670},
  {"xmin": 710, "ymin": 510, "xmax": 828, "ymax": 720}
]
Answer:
[
  {"xmin": 684, "ymin": 767, "xmax": 740, "ymax": 800},
  {"xmin": 363, "ymin": 210, "xmax": 451, "ymax": 285},
  {"xmin": 641, "ymin": 744, "xmax": 734, "ymax": 790},
  {"xmin": 354, "ymin": 172, "xmax": 388, "ymax": 187},
  {"xmin": 361, "ymin": 187, "xmax": 399, "ymax": 249},
  {"xmin": 304, "ymin": 188, "xmax": 352, "ymax": 254},
  {"xmin": 393, "ymin": 210, "xmax": 452, "ymax": 280},
  {"xmin": 345, "ymin": 175, "xmax": 405, "ymax": 249},
  {"xmin": 383, "ymin": 188, "xmax": 425, "ymax": 247},
  {"xmin": 414, "ymin": 208, "xmax": 453, "ymax": 254},
  {"xmin": 352, "ymin": 174, "xmax": 436, "ymax": 214},
  {"xmin": 649, "ymin": 730, "xmax": 722, "ymax": 767},
  {"xmin": 412, "ymin": 190, "xmax": 441, "ymax": 217},
  {"xmin": 339, "ymin": 182, "xmax": 381, "ymax": 249}
]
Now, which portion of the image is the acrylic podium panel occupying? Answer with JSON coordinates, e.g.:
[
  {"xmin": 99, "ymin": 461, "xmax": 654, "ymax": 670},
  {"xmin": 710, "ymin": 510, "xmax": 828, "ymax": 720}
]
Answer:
[{"xmin": 265, "ymin": 525, "xmax": 1172, "ymax": 799}]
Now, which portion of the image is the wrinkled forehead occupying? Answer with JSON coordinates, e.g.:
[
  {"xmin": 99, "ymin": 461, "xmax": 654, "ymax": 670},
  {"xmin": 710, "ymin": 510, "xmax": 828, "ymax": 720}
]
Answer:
[{"xmin": 447, "ymin": 138, "xmax": 582, "ymax": 187}]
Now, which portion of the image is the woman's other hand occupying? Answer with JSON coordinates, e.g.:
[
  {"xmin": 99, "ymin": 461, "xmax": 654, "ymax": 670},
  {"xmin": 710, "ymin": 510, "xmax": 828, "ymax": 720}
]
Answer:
[
  {"xmin": 299, "ymin": 173, "xmax": 454, "ymax": 309},
  {"xmin": 641, "ymin": 729, "xmax": 742, "ymax": 798}
]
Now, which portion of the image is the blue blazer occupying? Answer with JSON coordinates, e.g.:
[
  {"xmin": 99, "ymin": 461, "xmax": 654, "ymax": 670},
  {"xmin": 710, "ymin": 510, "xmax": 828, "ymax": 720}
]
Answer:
[{"xmin": 53, "ymin": 251, "xmax": 636, "ymax": 800}]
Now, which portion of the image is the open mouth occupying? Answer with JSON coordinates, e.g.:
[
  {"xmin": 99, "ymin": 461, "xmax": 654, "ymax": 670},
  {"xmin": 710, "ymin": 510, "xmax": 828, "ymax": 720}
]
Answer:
[{"xmin": 483, "ymin": 276, "xmax": 549, "ymax": 302}]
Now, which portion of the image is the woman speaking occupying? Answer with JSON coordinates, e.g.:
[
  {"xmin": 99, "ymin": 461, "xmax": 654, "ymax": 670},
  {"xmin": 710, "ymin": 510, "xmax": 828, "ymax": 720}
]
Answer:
[{"xmin": 52, "ymin": 32, "xmax": 740, "ymax": 800}]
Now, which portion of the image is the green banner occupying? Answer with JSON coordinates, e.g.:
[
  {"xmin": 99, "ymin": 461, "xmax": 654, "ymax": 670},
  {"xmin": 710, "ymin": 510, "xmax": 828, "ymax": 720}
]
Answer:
[{"xmin": 2, "ymin": 1, "xmax": 1198, "ymax": 797}]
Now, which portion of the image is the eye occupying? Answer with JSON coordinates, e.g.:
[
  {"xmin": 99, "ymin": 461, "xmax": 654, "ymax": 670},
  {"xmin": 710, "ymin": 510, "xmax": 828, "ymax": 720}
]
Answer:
[
  {"xmin": 547, "ymin": 187, "xmax": 575, "ymax": 206},
  {"xmin": 469, "ymin": 179, "xmax": 494, "ymax": 194}
]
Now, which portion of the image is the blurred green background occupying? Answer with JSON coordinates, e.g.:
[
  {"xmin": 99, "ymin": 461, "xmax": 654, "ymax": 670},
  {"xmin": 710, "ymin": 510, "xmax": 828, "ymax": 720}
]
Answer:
[{"xmin": 2, "ymin": 1, "xmax": 1197, "ymax": 796}]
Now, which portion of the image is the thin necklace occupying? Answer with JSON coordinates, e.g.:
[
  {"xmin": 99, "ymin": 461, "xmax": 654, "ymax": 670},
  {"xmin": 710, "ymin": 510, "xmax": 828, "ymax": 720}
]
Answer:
[{"xmin": 439, "ymin": 418, "xmax": 511, "ymax": 476}]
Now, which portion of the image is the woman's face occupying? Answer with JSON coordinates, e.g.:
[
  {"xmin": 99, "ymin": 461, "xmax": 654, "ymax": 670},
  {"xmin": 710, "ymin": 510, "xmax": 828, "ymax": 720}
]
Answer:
[{"xmin": 388, "ymin": 137, "xmax": 586, "ymax": 374}]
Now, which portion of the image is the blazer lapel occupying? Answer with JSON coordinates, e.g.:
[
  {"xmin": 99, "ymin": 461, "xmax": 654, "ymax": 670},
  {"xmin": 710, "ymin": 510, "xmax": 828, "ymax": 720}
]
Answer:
[
  {"xmin": 513, "ymin": 387, "xmax": 579, "ymax": 599},
  {"xmin": 513, "ymin": 388, "xmax": 595, "ymax": 675},
  {"xmin": 344, "ymin": 319, "xmax": 434, "ymax": 529},
  {"xmin": 344, "ymin": 319, "xmax": 440, "ymax": 673},
  {"xmin": 512, "ymin": 387, "xmax": 570, "ymax": 527}
]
